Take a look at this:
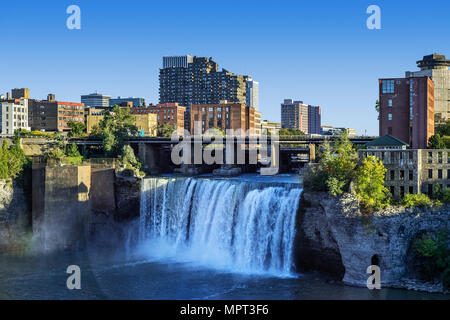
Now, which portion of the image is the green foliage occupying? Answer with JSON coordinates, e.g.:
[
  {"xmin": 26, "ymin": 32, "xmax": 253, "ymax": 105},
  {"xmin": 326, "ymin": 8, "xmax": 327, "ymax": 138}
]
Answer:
[
  {"xmin": 354, "ymin": 156, "xmax": 390, "ymax": 212},
  {"xmin": 414, "ymin": 231, "xmax": 450, "ymax": 282},
  {"xmin": 401, "ymin": 193, "xmax": 433, "ymax": 208},
  {"xmin": 91, "ymin": 106, "xmax": 138, "ymax": 157},
  {"xmin": 304, "ymin": 133, "xmax": 357, "ymax": 196},
  {"xmin": 157, "ymin": 123, "xmax": 176, "ymax": 137},
  {"xmin": 435, "ymin": 120, "xmax": 450, "ymax": 137},
  {"xmin": 278, "ymin": 128, "xmax": 305, "ymax": 136},
  {"xmin": 443, "ymin": 188, "xmax": 450, "ymax": 204},
  {"xmin": 46, "ymin": 147, "xmax": 65, "ymax": 160},
  {"xmin": 119, "ymin": 145, "xmax": 142, "ymax": 170},
  {"xmin": 0, "ymin": 139, "xmax": 31, "ymax": 180},
  {"xmin": 429, "ymin": 133, "xmax": 446, "ymax": 149},
  {"xmin": 67, "ymin": 121, "xmax": 86, "ymax": 138},
  {"xmin": 65, "ymin": 143, "xmax": 81, "ymax": 157},
  {"xmin": 443, "ymin": 136, "xmax": 450, "ymax": 149},
  {"xmin": 442, "ymin": 268, "xmax": 450, "ymax": 290}
]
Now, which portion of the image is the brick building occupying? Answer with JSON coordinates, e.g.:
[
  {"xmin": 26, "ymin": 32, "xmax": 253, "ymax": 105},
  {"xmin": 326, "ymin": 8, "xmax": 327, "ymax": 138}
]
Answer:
[
  {"xmin": 280, "ymin": 99, "xmax": 321, "ymax": 134},
  {"xmin": 189, "ymin": 101, "xmax": 256, "ymax": 135},
  {"xmin": 379, "ymin": 77, "xmax": 434, "ymax": 149},
  {"xmin": 131, "ymin": 103, "xmax": 186, "ymax": 131},
  {"xmin": 29, "ymin": 94, "xmax": 85, "ymax": 131}
]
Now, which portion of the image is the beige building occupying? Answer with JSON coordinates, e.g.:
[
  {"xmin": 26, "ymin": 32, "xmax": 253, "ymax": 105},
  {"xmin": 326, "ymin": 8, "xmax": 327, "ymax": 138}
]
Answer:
[
  {"xmin": 360, "ymin": 135, "xmax": 450, "ymax": 198},
  {"xmin": 86, "ymin": 108, "xmax": 157, "ymax": 137},
  {"xmin": 261, "ymin": 120, "xmax": 281, "ymax": 135}
]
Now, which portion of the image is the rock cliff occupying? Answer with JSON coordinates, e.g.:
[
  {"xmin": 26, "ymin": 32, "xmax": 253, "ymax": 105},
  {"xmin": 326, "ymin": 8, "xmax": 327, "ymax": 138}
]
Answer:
[{"xmin": 295, "ymin": 191, "xmax": 450, "ymax": 293}]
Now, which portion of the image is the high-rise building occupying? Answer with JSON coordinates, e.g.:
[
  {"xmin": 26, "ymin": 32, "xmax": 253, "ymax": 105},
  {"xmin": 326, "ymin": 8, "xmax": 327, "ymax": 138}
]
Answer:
[
  {"xmin": 11, "ymin": 88, "xmax": 30, "ymax": 99},
  {"xmin": 379, "ymin": 76, "xmax": 435, "ymax": 149},
  {"xmin": 29, "ymin": 94, "xmax": 85, "ymax": 131},
  {"xmin": 308, "ymin": 105, "xmax": 321, "ymax": 134},
  {"xmin": 406, "ymin": 54, "xmax": 450, "ymax": 125},
  {"xmin": 0, "ymin": 98, "xmax": 30, "ymax": 135},
  {"xmin": 159, "ymin": 55, "xmax": 250, "ymax": 107},
  {"xmin": 110, "ymin": 96, "xmax": 145, "ymax": 107},
  {"xmin": 280, "ymin": 99, "xmax": 321, "ymax": 134},
  {"xmin": 246, "ymin": 78, "xmax": 259, "ymax": 111},
  {"xmin": 190, "ymin": 101, "xmax": 256, "ymax": 135},
  {"xmin": 81, "ymin": 92, "xmax": 111, "ymax": 108}
]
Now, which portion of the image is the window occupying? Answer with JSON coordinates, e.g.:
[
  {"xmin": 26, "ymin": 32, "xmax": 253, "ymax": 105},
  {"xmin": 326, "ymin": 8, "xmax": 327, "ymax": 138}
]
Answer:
[
  {"xmin": 399, "ymin": 170, "xmax": 404, "ymax": 180},
  {"xmin": 428, "ymin": 169, "xmax": 433, "ymax": 179},
  {"xmin": 409, "ymin": 171, "xmax": 413, "ymax": 180},
  {"xmin": 382, "ymin": 80, "xmax": 395, "ymax": 93},
  {"xmin": 409, "ymin": 186, "xmax": 414, "ymax": 194},
  {"xmin": 209, "ymin": 107, "xmax": 213, "ymax": 112},
  {"xmin": 388, "ymin": 114, "xmax": 392, "ymax": 121},
  {"xmin": 388, "ymin": 99, "xmax": 392, "ymax": 107},
  {"xmin": 438, "ymin": 169, "xmax": 442, "ymax": 179},
  {"xmin": 390, "ymin": 170, "xmax": 395, "ymax": 180},
  {"xmin": 428, "ymin": 152, "xmax": 433, "ymax": 163}
]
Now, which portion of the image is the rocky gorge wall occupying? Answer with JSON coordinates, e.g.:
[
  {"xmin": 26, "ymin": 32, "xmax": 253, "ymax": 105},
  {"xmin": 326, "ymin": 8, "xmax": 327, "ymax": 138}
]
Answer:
[
  {"xmin": 295, "ymin": 191, "xmax": 450, "ymax": 293},
  {"xmin": 0, "ymin": 180, "xmax": 31, "ymax": 253}
]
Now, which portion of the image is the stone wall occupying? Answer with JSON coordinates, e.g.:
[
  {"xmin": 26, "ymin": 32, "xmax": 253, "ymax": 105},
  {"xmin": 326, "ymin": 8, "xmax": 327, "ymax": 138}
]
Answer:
[{"xmin": 295, "ymin": 191, "xmax": 450, "ymax": 293}]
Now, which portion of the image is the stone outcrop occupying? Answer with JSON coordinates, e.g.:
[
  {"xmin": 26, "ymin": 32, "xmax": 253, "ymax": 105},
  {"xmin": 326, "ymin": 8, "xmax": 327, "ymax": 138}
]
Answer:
[
  {"xmin": 295, "ymin": 191, "xmax": 450, "ymax": 293},
  {"xmin": 0, "ymin": 180, "xmax": 31, "ymax": 253}
]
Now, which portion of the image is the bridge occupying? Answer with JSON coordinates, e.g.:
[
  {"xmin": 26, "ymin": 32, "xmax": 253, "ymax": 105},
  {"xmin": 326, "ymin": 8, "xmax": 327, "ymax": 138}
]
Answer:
[{"xmin": 21, "ymin": 135, "xmax": 376, "ymax": 174}]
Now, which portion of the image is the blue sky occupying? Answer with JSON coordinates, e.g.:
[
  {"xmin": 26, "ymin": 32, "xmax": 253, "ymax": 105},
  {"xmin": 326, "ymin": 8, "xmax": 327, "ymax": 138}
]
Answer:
[{"xmin": 0, "ymin": 0, "xmax": 448, "ymax": 135}]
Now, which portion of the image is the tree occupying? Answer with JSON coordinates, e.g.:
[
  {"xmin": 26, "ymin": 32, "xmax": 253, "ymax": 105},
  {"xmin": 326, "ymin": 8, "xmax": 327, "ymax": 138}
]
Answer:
[
  {"xmin": 435, "ymin": 120, "xmax": 450, "ymax": 136},
  {"xmin": 354, "ymin": 156, "xmax": 390, "ymax": 212},
  {"xmin": 324, "ymin": 131, "xmax": 358, "ymax": 196},
  {"xmin": 278, "ymin": 128, "xmax": 305, "ymax": 136},
  {"xmin": 375, "ymin": 100, "xmax": 380, "ymax": 120},
  {"xmin": 92, "ymin": 106, "xmax": 138, "ymax": 157},
  {"xmin": 157, "ymin": 123, "xmax": 176, "ymax": 137},
  {"xmin": 429, "ymin": 134, "xmax": 446, "ymax": 149},
  {"xmin": 67, "ymin": 121, "xmax": 86, "ymax": 138},
  {"xmin": 66, "ymin": 143, "xmax": 81, "ymax": 157}
]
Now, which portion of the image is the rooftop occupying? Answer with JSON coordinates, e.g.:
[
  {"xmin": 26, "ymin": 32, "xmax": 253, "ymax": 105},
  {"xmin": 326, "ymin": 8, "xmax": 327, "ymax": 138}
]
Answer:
[{"xmin": 365, "ymin": 135, "xmax": 409, "ymax": 147}]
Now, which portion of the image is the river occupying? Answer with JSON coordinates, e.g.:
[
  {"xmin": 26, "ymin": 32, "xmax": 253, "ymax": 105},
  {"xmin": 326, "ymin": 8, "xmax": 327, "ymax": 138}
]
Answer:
[{"xmin": 0, "ymin": 174, "xmax": 447, "ymax": 299}]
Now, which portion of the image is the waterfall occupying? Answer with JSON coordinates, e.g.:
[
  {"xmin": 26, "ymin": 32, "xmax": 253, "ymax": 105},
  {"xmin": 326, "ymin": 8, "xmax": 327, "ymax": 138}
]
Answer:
[{"xmin": 139, "ymin": 177, "xmax": 302, "ymax": 276}]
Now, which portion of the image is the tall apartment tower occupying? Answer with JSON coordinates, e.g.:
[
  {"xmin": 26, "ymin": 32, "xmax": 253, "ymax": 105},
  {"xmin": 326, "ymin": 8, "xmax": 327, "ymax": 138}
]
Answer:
[
  {"xmin": 246, "ymin": 78, "xmax": 259, "ymax": 111},
  {"xmin": 281, "ymin": 99, "xmax": 322, "ymax": 134},
  {"xmin": 379, "ymin": 77, "xmax": 435, "ymax": 149},
  {"xmin": 11, "ymin": 88, "xmax": 30, "ymax": 99},
  {"xmin": 159, "ymin": 55, "xmax": 250, "ymax": 107},
  {"xmin": 406, "ymin": 54, "xmax": 450, "ymax": 125}
]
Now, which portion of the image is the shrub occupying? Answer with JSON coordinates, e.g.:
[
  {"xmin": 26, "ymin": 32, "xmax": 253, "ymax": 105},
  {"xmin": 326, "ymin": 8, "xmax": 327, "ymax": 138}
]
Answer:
[
  {"xmin": 401, "ymin": 193, "xmax": 433, "ymax": 208},
  {"xmin": 414, "ymin": 231, "xmax": 449, "ymax": 281},
  {"xmin": 66, "ymin": 143, "xmax": 81, "ymax": 157},
  {"xmin": 303, "ymin": 165, "xmax": 328, "ymax": 192},
  {"xmin": 443, "ymin": 188, "xmax": 450, "ymax": 204}
]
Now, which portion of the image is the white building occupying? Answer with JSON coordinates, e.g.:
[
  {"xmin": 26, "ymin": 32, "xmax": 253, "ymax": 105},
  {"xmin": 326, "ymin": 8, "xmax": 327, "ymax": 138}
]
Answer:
[
  {"xmin": 0, "ymin": 99, "xmax": 30, "ymax": 135},
  {"xmin": 81, "ymin": 92, "xmax": 111, "ymax": 108},
  {"xmin": 405, "ymin": 54, "xmax": 450, "ymax": 124},
  {"xmin": 246, "ymin": 78, "xmax": 259, "ymax": 111}
]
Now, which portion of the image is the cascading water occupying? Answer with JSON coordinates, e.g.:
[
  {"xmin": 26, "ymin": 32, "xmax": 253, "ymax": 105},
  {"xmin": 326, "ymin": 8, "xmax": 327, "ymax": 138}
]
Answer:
[{"xmin": 139, "ymin": 177, "xmax": 302, "ymax": 276}]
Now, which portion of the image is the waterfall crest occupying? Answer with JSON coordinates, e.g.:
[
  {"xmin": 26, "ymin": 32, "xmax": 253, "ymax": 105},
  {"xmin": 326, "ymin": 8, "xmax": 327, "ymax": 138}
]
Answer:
[{"xmin": 139, "ymin": 177, "xmax": 302, "ymax": 276}]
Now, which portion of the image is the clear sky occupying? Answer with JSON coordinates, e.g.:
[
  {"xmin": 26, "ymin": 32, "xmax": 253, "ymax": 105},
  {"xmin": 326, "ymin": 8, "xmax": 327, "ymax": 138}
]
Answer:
[{"xmin": 0, "ymin": 0, "xmax": 449, "ymax": 135}]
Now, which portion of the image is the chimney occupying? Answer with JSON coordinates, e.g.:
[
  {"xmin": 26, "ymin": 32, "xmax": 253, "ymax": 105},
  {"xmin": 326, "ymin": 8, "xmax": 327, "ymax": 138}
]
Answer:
[{"xmin": 47, "ymin": 94, "xmax": 55, "ymax": 102}]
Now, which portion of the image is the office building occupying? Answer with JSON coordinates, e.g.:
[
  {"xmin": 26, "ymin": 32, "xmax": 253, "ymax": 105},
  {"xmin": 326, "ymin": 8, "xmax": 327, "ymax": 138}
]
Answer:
[
  {"xmin": 0, "ymin": 98, "xmax": 30, "ymax": 135},
  {"xmin": 81, "ymin": 93, "xmax": 111, "ymax": 108},
  {"xmin": 405, "ymin": 54, "xmax": 450, "ymax": 125},
  {"xmin": 190, "ymin": 101, "xmax": 256, "ymax": 135},
  {"xmin": 379, "ymin": 76, "xmax": 435, "ymax": 149},
  {"xmin": 281, "ymin": 99, "xmax": 322, "ymax": 134},
  {"xmin": 29, "ymin": 94, "xmax": 85, "ymax": 131},
  {"xmin": 246, "ymin": 78, "xmax": 259, "ymax": 111},
  {"xmin": 261, "ymin": 120, "xmax": 281, "ymax": 135},
  {"xmin": 110, "ymin": 96, "xmax": 145, "ymax": 107}
]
